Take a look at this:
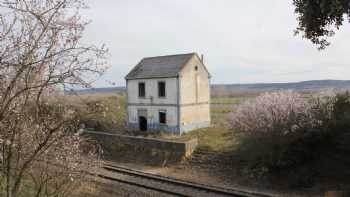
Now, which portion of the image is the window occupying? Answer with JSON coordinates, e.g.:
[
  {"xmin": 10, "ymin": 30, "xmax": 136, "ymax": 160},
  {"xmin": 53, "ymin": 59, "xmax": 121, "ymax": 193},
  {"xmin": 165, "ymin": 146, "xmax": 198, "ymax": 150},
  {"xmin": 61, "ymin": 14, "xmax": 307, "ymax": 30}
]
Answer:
[
  {"xmin": 159, "ymin": 111, "xmax": 166, "ymax": 124},
  {"xmin": 158, "ymin": 81, "xmax": 166, "ymax": 98},
  {"xmin": 138, "ymin": 82, "xmax": 145, "ymax": 97},
  {"xmin": 194, "ymin": 65, "xmax": 198, "ymax": 71}
]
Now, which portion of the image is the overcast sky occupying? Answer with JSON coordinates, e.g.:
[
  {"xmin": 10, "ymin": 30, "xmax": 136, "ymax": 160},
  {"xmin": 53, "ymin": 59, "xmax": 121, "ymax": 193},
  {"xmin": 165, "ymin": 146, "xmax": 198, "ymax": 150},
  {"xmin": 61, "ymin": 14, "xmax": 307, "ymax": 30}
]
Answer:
[{"xmin": 81, "ymin": 0, "xmax": 350, "ymax": 87}]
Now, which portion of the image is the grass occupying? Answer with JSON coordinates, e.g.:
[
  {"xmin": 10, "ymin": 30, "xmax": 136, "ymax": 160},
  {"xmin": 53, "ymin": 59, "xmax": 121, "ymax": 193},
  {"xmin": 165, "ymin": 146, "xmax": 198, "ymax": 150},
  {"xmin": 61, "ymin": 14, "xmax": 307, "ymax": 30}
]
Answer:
[
  {"xmin": 179, "ymin": 127, "xmax": 235, "ymax": 152},
  {"xmin": 210, "ymin": 96, "xmax": 248, "ymax": 114},
  {"xmin": 179, "ymin": 111, "xmax": 234, "ymax": 152},
  {"xmin": 165, "ymin": 96, "xmax": 249, "ymax": 152},
  {"xmin": 211, "ymin": 97, "xmax": 244, "ymax": 104},
  {"xmin": 210, "ymin": 107, "xmax": 234, "ymax": 114}
]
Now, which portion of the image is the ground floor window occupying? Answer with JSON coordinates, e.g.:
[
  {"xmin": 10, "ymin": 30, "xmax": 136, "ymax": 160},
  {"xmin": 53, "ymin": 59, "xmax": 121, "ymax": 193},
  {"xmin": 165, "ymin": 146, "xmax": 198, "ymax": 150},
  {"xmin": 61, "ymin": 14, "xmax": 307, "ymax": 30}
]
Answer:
[{"xmin": 159, "ymin": 110, "xmax": 167, "ymax": 124}]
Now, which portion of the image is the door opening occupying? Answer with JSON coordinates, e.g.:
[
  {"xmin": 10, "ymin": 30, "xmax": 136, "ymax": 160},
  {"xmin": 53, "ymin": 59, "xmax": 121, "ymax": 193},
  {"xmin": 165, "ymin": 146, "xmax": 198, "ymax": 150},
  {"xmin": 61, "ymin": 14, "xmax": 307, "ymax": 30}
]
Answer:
[{"xmin": 139, "ymin": 116, "xmax": 147, "ymax": 131}]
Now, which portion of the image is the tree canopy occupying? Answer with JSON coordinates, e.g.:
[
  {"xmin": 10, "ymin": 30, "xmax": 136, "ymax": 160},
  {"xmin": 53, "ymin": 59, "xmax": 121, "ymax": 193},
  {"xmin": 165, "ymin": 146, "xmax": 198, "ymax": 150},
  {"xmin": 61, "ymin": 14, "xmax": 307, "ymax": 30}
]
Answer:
[{"xmin": 293, "ymin": 0, "xmax": 350, "ymax": 49}]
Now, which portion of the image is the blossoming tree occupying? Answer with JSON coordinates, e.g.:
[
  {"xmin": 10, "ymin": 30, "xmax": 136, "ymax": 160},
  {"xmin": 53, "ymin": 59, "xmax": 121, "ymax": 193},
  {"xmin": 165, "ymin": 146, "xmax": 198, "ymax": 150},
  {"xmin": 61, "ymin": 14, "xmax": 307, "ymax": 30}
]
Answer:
[{"xmin": 0, "ymin": 0, "xmax": 108, "ymax": 196}]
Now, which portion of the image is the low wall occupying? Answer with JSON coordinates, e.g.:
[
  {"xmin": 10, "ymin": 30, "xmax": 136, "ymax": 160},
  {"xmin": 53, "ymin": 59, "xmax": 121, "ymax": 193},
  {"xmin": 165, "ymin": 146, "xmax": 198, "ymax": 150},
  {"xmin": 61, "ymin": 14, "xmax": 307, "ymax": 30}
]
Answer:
[{"xmin": 84, "ymin": 130, "xmax": 198, "ymax": 161}]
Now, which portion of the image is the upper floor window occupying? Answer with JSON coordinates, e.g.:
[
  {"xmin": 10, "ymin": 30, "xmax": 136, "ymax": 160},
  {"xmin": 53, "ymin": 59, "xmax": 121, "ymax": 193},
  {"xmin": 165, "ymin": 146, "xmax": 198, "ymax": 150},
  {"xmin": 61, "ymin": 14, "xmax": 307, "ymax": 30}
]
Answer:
[
  {"xmin": 158, "ymin": 81, "xmax": 166, "ymax": 98},
  {"xmin": 138, "ymin": 82, "xmax": 145, "ymax": 97}
]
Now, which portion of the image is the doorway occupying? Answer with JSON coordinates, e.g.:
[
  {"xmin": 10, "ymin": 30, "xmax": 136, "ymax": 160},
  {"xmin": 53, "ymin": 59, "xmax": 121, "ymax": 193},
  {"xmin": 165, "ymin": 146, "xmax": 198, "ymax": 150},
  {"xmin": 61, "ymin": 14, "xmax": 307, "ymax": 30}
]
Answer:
[
  {"xmin": 137, "ymin": 109, "xmax": 148, "ymax": 131},
  {"xmin": 139, "ymin": 116, "xmax": 147, "ymax": 131}
]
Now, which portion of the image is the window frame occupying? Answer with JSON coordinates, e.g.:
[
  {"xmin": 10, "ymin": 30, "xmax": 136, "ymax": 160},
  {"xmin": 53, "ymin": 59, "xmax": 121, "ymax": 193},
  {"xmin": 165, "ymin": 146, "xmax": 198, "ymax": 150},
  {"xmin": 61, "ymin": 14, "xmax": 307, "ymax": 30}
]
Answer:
[
  {"xmin": 158, "ymin": 81, "xmax": 166, "ymax": 98},
  {"xmin": 158, "ymin": 110, "xmax": 167, "ymax": 125},
  {"xmin": 138, "ymin": 82, "xmax": 146, "ymax": 98}
]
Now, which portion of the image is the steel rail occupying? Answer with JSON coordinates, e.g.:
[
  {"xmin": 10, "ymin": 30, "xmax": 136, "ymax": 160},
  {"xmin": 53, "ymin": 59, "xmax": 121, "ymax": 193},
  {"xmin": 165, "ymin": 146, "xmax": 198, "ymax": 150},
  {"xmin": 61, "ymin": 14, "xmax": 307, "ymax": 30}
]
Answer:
[
  {"xmin": 96, "ymin": 172, "xmax": 191, "ymax": 197},
  {"xmin": 102, "ymin": 162, "xmax": 272, "ymax": 197}
]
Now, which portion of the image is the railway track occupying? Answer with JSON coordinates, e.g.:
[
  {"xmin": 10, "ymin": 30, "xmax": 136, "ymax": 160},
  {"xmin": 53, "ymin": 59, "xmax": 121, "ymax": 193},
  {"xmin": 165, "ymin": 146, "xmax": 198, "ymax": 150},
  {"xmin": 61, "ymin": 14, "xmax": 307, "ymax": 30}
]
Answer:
[{"xmin": 97, "ymin": 161, "xmax": 273, "ymax": 197}]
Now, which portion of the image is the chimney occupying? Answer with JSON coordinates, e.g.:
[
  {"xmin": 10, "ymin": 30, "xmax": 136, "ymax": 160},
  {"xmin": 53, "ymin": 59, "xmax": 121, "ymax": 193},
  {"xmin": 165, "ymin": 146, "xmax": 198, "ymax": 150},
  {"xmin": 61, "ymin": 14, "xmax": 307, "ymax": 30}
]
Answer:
[{"xmin": 201, "ymin": 54, "xmax": 204, "ymax": 64}]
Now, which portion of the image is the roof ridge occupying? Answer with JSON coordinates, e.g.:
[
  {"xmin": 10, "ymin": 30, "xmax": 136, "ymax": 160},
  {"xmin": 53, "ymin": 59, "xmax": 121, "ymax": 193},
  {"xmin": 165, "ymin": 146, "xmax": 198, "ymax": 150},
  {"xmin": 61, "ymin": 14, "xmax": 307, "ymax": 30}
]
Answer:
[{"xmin": 142, "ymin": 52, "xmax": 196, "ymax": 60}]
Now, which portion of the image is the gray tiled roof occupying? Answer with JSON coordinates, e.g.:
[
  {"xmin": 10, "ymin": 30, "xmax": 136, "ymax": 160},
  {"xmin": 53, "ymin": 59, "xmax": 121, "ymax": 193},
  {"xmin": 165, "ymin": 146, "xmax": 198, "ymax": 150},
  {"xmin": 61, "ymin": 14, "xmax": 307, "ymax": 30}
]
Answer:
[{"xmin": 125, "ymin": 53, "xmax": 196, "ymax": 80}]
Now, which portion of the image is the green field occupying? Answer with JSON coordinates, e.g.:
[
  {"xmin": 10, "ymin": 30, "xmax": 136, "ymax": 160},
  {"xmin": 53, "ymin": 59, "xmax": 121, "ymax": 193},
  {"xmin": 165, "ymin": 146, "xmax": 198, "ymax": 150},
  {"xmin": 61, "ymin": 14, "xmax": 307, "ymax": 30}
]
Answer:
[{"xmin": 211, "ymin": 97, "xmax": 246, "ymax": 104}]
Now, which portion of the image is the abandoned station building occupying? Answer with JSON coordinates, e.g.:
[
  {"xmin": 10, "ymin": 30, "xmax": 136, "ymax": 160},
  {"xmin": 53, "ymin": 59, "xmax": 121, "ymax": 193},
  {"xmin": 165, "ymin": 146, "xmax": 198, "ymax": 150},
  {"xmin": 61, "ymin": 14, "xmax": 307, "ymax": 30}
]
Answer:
[{"xmin": 125, "ymin": 53, "xmax": 211, "ymax": 134}]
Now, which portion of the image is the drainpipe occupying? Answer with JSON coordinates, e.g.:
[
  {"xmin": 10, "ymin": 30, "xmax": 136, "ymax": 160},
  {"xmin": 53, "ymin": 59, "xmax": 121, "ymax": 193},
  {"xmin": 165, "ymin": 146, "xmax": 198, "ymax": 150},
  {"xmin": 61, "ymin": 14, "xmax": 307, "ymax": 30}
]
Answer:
[
  {"xmin": 177, "ymin": 75, "xmax": 181, "ymax": 135},
  {"xmin": 126, "ymin": 79, "xmax": 129, "ymax": 129},
  {"xmin": 150, "ymin": 95, "xmax": 153, "ymax": 130}
]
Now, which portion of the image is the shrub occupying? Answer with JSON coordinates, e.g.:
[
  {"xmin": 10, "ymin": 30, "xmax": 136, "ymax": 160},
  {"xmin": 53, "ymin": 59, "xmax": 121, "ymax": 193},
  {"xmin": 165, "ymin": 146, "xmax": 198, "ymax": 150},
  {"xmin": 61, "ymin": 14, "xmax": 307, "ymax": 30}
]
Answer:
[
  {"xmin": 230, "ymin": 90, "xmax": 350, "ymax": 186},
  {"xmin": 51, "ymin": 95, "xmax": 127, "ymax": 133},
  {"xmin": 75, "ymin": 95, "xmax": 127, "ymax": 131},
  {"xmin": 229, "ymin": 91, "xmax": 316, "ymax": 135}
]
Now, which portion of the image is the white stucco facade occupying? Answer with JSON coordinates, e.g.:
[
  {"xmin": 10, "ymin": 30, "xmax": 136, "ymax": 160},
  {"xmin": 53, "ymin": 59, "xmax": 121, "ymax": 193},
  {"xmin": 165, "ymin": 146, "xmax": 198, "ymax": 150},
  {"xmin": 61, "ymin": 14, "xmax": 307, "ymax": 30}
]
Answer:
[
  {"xmin": 127, "ymin": 78, "xmax": 179, "ymax": 132},
  {"xmin": 127, "ymin": 78, "xmax": 178, "ymax": 105}
]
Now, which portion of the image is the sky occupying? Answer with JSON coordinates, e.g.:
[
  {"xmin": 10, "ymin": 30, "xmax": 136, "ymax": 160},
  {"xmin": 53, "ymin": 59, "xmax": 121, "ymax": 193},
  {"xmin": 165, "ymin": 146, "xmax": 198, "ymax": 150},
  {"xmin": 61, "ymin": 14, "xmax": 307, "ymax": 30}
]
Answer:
[{"xmin": 81, "ymin": 0, "xmax": 350, "ymax": 87}]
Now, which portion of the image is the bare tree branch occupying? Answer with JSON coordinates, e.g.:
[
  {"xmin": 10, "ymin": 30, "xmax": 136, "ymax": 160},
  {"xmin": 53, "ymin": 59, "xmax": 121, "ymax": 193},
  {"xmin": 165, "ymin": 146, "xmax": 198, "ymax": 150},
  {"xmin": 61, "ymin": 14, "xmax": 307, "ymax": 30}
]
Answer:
[{"xmin": 0, "ymin": 0, "xmax": 108, "ymax": 196}]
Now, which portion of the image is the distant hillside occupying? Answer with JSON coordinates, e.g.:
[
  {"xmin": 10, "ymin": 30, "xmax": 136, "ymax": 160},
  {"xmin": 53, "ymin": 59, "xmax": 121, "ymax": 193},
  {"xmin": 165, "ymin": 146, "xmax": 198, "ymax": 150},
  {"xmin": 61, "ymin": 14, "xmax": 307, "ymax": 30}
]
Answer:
[
  {"xmin": 67, "ymin": 80, "xmax": 350, "ymax": 96},
  {"xmin": 65, "ymin": 87, "xmax": 126, "ymax": 95},
  {"xmin": 211, "ymin": 80, "xmax": 350, "ymax": 97}
]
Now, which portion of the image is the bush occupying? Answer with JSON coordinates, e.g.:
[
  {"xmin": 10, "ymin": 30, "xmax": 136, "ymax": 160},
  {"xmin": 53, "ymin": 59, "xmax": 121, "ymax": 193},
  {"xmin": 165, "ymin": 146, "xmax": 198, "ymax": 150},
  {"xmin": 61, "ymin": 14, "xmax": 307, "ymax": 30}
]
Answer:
[
  {"xmin": 230, "ymin": 91, "xmax": 350, "ymax": 186},
  {"xmin": 76, "ymin": 95, "xmax": 127, "ymax": 131},
  {"xmin": 51, "ymin": 95, "xmax": 127, "ymax": 132},
  {"xmin": 229, "ymin": 91, "xmax": 314, "ymax": 135}
]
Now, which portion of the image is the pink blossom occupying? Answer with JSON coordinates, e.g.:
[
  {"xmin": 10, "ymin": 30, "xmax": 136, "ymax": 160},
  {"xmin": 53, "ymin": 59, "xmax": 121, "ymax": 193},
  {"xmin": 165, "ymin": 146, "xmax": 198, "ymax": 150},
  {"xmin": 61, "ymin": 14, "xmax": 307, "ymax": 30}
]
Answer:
[{"xmin": 229, "ymin": 90, "xmax": 334, "ymax": 135}]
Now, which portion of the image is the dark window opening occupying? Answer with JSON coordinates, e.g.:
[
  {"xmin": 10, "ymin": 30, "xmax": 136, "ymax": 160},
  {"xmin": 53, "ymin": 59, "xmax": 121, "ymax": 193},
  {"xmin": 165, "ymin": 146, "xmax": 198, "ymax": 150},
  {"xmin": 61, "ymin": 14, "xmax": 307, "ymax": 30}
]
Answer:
[
  {"xmin": 139, "ymin": 116, "xmax": 147, "ymax": 131},
  {"xmin": 195, "ymin": 66, "xmax": 198, "ymax": 71},
  {"xmin": 139, "ymin": 82, "xmax": 145, "ymax": 97},
  {"xmin": 159, "ymin": 111, "xmax": 166, "ymax": 124},
  {"xmin": 158, "ymin": 81, "xmax": 166, "ymax": 97}
]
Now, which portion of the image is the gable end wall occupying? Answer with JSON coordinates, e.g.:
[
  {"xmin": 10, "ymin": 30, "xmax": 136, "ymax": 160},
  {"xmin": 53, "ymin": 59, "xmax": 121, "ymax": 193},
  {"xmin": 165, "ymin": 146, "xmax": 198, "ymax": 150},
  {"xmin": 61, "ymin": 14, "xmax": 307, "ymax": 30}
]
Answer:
[{"xmin": 179, "ymin": 55, "xmax": 211, "ymax": 133}]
